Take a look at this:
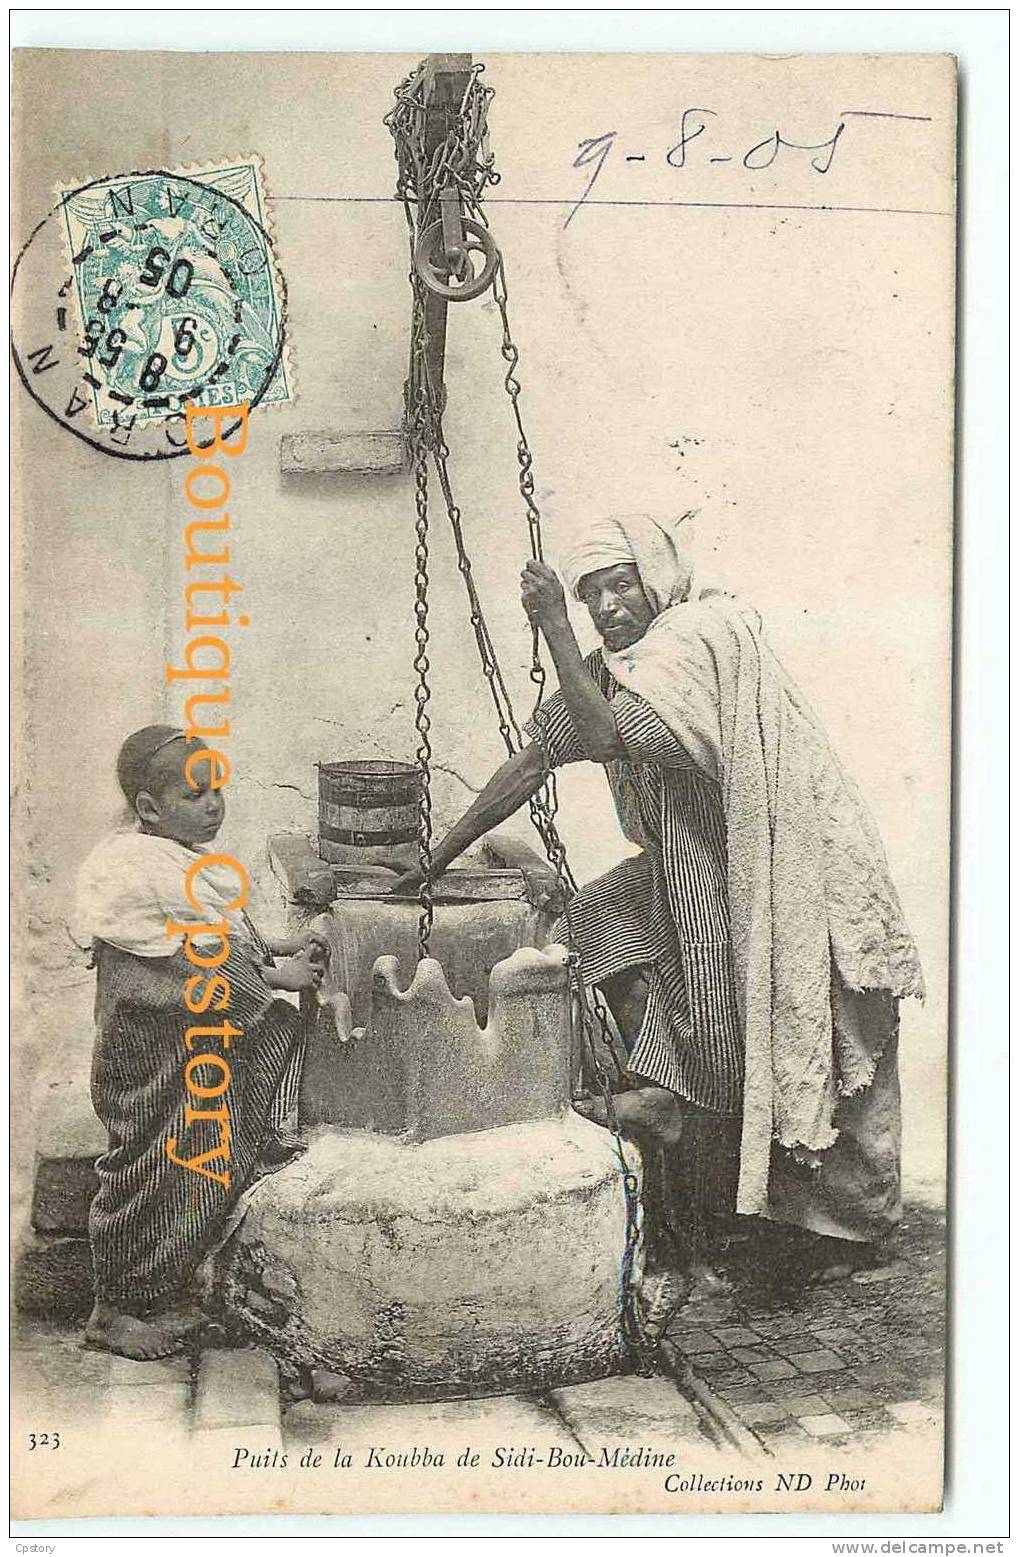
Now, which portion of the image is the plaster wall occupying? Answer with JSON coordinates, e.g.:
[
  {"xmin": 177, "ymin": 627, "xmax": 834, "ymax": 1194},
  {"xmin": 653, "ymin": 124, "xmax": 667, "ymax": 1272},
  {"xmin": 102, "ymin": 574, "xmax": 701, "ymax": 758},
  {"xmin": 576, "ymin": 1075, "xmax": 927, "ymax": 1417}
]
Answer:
[{"xmin": 12, "ymin": 51, "xmax": 954, "ymax": 1193}]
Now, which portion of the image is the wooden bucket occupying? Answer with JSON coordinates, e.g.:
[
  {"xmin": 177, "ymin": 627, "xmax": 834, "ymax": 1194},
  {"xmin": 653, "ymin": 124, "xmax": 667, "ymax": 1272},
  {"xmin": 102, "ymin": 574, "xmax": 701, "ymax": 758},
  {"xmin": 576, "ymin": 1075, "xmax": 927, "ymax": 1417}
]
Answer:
[{"xmin": 317, "ymin": 760, "xmax": 421, "ymax": 861}]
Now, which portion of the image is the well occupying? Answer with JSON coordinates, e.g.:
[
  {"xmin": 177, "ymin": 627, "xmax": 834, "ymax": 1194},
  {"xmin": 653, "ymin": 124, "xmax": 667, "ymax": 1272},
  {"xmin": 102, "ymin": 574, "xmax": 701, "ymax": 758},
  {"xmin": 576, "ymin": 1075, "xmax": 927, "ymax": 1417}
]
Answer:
[{"xmin": 209, "ymin": 833, "xmax": 643, "ymax": 1398}]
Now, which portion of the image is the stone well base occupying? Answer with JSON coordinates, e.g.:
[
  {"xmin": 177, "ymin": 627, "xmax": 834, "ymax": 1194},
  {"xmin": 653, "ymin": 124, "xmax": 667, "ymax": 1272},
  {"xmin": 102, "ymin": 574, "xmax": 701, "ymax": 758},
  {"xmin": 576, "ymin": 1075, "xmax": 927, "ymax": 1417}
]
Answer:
[{"xmin": 211, "ymin": 1111, "xmax": 642, "ymax": 1398}]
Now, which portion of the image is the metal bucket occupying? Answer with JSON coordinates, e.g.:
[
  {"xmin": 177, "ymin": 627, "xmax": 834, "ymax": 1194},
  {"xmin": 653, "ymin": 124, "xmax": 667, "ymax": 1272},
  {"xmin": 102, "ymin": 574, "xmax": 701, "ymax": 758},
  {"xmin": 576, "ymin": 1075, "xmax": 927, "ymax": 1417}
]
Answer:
[{"xmin": 317, "ymin": 759, "xmax": 421, "ymax": 860}]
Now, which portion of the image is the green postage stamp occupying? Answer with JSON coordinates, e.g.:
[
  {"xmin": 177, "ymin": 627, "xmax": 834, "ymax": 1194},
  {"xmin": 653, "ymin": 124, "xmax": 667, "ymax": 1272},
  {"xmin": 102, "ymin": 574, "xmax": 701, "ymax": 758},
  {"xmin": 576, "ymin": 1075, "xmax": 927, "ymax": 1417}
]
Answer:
[{"xmin": 57, "ymin": 159, "xmax": 292, "ymax": 431}]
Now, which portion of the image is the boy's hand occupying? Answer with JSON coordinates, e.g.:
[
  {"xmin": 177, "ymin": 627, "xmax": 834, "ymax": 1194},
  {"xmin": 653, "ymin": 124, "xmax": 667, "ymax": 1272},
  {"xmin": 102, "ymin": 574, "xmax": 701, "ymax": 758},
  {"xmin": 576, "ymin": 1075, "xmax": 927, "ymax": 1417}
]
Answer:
[
  {"xmin": 269, "ymin": 930, "xmax": 330, "ymax": 966},
  {"xmin": 268, "ymin": 949, "xmax": 326, "ymax": 993},
  {"xmin": 268, "ymin": 934, "xmax": 302, "ymax": 958},
  {"xmin": 302, "ymin": 929, "xmax": 330, "ymax": 968}
]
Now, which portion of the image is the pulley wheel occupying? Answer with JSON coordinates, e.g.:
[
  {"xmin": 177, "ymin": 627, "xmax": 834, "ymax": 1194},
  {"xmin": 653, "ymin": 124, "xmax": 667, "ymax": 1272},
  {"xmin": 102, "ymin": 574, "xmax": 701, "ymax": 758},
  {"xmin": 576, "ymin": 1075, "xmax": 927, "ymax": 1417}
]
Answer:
[{"xmin": 413, "ymin": 217, "xmax": 500, "ymax": 302}]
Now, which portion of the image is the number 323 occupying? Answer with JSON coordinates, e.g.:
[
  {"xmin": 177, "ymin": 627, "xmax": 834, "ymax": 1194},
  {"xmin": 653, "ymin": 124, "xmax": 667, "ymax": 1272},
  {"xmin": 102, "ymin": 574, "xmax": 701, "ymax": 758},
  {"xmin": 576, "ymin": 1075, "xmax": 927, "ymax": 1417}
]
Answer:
[{"xmin": 27, "ymin": 1432, "xmax": 60, "ymax": 1450}]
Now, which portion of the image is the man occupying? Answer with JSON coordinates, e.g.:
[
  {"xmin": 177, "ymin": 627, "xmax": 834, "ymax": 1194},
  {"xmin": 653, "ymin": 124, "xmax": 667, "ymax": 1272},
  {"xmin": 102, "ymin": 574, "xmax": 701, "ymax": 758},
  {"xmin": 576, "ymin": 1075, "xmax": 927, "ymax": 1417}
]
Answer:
[{"xmin": 392, "ymin": 514, "xmax": 924, "ymax": 1290}]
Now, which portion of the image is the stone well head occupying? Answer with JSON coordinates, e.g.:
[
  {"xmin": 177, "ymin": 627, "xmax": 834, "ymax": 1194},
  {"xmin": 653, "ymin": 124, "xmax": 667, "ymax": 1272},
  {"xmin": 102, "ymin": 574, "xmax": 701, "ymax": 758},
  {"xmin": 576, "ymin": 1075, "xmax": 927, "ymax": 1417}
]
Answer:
[
  {"xmin": 223, "ymin": 838, "xmax": 644, "ymax": 1398},
  {"xmin": 300, "ymin": 896, "xmax": 578, "ymax": 1140}
]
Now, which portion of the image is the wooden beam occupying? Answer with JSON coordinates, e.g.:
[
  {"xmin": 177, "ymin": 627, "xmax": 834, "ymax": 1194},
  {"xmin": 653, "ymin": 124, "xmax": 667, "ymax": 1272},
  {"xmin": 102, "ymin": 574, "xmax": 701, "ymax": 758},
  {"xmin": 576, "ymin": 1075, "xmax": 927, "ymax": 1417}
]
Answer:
[{"xmin": 413, "ymin": 52, "xmax": 473, "ymax": 420}]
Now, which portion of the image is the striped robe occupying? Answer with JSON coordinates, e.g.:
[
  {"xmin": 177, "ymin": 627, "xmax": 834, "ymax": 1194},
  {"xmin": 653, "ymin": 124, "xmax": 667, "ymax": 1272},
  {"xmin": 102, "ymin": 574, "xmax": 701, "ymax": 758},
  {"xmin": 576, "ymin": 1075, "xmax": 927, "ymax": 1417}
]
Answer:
[
  {"xmin": 527, "ymin": 652, "xmax": 903, "ymax": 1243},
  {"xmin": 526, "ymin": 651, "xmax": 744, "ymax": 1116},
  {"xmin": 88, "ymin": 936, "xmax": 304, "ymax": 1315}
]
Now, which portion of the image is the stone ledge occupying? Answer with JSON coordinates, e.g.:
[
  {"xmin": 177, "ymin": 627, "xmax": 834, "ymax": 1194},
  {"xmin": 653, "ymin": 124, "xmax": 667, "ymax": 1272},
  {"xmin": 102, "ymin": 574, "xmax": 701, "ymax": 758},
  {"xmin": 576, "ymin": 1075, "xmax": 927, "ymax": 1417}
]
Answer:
[
  {"xmin": 280, "ymin": 431, "xmax": 407, "ymax": 476},
  {"xmin": 32, "ymin": 1155, "xmax": 99, "ymax": 1234},
  {"xmin": 14, "ymin": 1232, "xmax": 93, "ymax": 1320},
  {"xmin": 99, "ymin": 1381, "xmax": 193, "ymax": 1427},
  {"xmin": 26, "ymin": 1074, "xmax": 104, "ymax": 1235},
  {"xmin": 551, "ymin": 1373, "xmax": 706, "ymax": 1451},
  {"xmin": 195, "ymin": 1347, "xmax": 282, "ymax": 1434},
  {"xmin": 33, "ymin": 1078, "xmax": 105, "ymax": 1158},
  {"xmin": 101, "ymin": 1351, "xmax": 193, "ymax": 1387}
]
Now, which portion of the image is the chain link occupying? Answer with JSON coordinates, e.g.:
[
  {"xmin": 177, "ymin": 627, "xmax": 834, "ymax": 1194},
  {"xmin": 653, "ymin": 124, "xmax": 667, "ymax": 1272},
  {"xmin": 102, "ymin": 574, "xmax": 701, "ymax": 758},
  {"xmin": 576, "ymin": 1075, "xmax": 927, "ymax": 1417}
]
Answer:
[
  {"xmin": 386, "ymin": 58, "xmax": 652, "ymax": 1369},
  {"xmin": 385, "ymin": 61, "xmax": 499, "ymax": 218},
  {"xmin": 432, "ymin": 429, "xmax": 524, "ymax": 758},
  {"xmin": 406, "ymin": 276, "xmax": 436, "ymax": 956}
]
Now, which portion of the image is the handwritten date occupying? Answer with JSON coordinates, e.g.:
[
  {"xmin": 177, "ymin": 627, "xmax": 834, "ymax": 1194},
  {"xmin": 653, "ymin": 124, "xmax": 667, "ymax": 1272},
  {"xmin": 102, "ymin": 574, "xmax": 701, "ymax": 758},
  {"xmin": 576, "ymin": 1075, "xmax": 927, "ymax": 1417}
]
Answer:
[{"xmin": 567, "ymin": 107, "xmax": 930, "ymax": 226}]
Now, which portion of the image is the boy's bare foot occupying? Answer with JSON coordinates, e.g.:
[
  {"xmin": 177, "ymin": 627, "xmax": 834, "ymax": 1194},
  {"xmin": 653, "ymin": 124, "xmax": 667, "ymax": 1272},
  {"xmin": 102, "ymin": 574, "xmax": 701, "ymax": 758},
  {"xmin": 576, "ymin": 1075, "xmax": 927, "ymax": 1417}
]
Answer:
[{"xmin": 83, "ymin": 1301, "xmax": 189, "ymax": 1360}]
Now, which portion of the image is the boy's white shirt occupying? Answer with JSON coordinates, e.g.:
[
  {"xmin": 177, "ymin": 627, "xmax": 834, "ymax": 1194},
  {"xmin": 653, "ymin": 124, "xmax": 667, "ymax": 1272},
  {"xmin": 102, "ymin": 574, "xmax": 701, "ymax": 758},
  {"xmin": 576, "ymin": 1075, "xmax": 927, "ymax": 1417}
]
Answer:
[{"xmin": 74, "ymin": 827, "xmax": 253, "ymax": 958}]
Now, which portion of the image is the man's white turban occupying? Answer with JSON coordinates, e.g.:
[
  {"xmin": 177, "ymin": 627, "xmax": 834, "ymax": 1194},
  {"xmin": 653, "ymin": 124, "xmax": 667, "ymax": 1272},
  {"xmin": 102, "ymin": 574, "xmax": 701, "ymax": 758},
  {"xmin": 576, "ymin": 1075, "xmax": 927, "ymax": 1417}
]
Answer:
[{"xmin": 558, "ymin": 512, "xmax": 697, "ymax": 615}]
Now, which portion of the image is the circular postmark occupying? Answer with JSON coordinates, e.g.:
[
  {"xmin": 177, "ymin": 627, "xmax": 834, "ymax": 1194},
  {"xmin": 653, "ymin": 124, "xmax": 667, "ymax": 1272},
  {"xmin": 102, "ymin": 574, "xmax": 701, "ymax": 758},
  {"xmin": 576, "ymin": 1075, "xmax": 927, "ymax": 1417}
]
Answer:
[{"xmin": 10, "ymin": 164, "xmax": 290, "ymax": 461}]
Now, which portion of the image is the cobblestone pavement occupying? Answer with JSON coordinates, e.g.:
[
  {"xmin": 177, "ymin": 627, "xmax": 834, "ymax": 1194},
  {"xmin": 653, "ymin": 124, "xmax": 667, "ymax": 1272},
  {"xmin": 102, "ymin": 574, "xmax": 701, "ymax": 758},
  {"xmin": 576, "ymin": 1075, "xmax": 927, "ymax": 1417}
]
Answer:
[
  {"xmin": 10, "ymin": 1316, "xmax": 713, "ymax": 1464},
  {"xmin": 12, "ymin": 1202, "xmax": 945, "ymax": 1469},
  {"xmin": 670, "ymin": 1199, "xmax": 946, "ymax": 1453}
]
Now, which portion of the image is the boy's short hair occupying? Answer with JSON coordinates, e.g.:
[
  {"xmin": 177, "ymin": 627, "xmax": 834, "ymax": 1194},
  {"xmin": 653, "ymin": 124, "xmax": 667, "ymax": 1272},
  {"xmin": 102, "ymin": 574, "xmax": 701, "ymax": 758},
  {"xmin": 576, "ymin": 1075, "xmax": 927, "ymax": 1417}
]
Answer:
[{"xmin": 117, "ymin": 726, "xmax": 187, "ymax": 807}]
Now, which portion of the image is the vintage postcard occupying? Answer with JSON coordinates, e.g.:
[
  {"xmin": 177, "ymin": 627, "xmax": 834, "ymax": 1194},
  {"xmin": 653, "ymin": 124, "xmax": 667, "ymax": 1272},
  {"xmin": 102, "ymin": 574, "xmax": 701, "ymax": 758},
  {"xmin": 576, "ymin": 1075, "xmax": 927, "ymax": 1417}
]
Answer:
[{"xmin": 10, "ymin": 47, "xmax": 955, "ymax": 1522}]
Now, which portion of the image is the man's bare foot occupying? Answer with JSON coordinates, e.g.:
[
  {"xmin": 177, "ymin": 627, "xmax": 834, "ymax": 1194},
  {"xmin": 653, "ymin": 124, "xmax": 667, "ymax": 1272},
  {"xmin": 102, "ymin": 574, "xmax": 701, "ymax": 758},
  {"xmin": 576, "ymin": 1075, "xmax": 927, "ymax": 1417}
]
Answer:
[
  {"xmin": 809, "ymin": 1236, "xmax": 879, "ymax": 1285},
  {"xmin": 573, "ymin": 1087, "xmax": 685, "ymax": 1148},
  {"xmin": 687, "ymin": 1258, "xmax": 734, "ymax": 1297},
  {"xmin": 83, "ymin": 1302, "xmax": 188, "ymax": 1360},
  {"xmin": 258, "ymin": 1133, "xmax": 308, "ymax": 1169},
  {"xmin": 638, "ymin": 1268, "xmax": 686, "ymax": 1340}
]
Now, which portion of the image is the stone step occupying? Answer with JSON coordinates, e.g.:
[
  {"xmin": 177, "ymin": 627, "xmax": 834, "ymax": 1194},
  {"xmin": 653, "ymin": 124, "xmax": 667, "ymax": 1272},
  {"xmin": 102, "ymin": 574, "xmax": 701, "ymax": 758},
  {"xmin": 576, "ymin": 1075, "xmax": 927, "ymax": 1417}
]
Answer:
[
  {"xmin": 31, "ymin": 1155, "xmax": 99, "ymax": 1234},
  {"xmin": 12, "ymin": 1313, "xmax": 186, "ymax": 1422},
  {"xmin": 12, "ymin": 1315, "xmax": 194, "ymax": 1451},
  {"xmin": 550, "ymin": 1373, "xmax": 707, "ymax": 1455},
  {"xmin": 99, "ymin": 1380, "xmax": 193, "ymax": 1430},
  {"xmin": 14, "ymin": 1231, "xmax": 93, "ymax": 1320},
  {"xmin": 28, "ymin": 1078, "xmax": 105, "ymax": 1234},
  {"xmin": 194, "ymin": 1346, "xmax": 283, "ymax": 1451},
  {"xmin": 97, "ymin": 1350, "xmax": 193, "ymax": 1388},
  {"xmin": 283, "ymin": 1391, "xmax": 582, "ymax": 1461}
]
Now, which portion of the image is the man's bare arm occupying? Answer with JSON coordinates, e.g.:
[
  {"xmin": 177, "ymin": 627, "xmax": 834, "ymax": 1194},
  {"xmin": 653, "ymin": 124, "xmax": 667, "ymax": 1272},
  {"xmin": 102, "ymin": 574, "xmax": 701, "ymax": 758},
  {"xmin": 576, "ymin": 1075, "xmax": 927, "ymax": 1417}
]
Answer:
[
  {"xmin": 521, "ymin": 561, "xmax": 623, "ymax": 763},
  {"xmin": 390, "ymin": 743, "xmax": 547, "ymax": 891}
]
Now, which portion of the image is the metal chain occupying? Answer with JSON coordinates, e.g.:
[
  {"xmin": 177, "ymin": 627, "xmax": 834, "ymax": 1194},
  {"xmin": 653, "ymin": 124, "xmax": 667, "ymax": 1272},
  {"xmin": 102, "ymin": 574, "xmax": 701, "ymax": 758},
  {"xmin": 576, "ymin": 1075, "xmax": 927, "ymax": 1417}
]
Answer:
[
  {"xmin": 484, "ymin": 250, "xmax": 579, "ymax": 900},
  {"xmin": 429, "ymin": 405, "xmax": 580, "ymax": 897},
  {"xmin": 488, "ymin": 269, "xmax": 651, "ymax": 1360},
  {"xmin": 491, "ymin": 261, "xmax": 544, "ymax": 567},
  {"xmin": 386, "ymin": 62, "xmax": 498, "ymax": 207},
  {"xmin": 386, "ymin": 59, "xmax": 652, "ymax": 1368},
  {"xmin": 407, "ymin": 283, "xmax": 435, "ymax": 958},
  {"xmin": 387, "ymin": 64, "xmax": 575, "ymax": 898},
  {"xmin": 431, "ymin": 429, "xmax": 524, "ymax": 758},
  {"xmin": 565, "ymin": 917, "xmax": 649, "ymax": 1361}
]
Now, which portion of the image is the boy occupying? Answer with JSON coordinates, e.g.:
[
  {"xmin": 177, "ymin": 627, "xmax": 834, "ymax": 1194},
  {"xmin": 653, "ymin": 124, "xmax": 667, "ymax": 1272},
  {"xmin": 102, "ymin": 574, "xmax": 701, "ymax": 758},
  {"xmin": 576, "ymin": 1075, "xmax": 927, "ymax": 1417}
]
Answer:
[{"xmin": 75, "ymin": 725, "xmax": 325, "ymax": 1360}]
